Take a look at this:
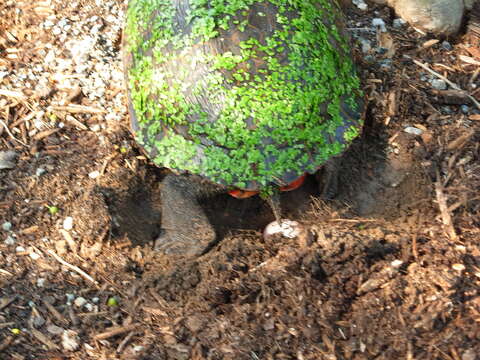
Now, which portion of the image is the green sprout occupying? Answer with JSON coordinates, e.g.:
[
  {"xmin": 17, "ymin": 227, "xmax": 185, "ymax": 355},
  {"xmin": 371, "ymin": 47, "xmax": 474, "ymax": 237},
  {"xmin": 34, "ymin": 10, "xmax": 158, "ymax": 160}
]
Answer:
[{"xmin": 47, "ymin": 206, "xmax": 59, "ymax": 215}]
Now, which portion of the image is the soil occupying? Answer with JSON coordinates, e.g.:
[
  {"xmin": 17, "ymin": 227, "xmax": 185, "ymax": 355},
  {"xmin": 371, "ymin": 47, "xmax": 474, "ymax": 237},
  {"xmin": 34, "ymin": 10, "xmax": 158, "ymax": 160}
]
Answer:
[{"xmin": 0, "ymin": 1, "xmax": 479, "ymax": 359}]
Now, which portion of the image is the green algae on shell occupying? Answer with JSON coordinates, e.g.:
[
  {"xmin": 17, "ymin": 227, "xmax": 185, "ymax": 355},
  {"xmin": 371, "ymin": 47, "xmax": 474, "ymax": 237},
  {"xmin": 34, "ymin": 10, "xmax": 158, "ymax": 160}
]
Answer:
[{"xmin": 123, "ymin": 0, "xmax": 364, "ymax": 191}]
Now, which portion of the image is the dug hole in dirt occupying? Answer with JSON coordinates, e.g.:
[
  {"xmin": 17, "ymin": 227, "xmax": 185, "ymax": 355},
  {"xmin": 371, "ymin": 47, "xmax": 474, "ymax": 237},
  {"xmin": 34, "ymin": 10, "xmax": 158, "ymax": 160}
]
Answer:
[{"xmin": 0, "ymin": 0, "xmax": 479, "ymax": 359}]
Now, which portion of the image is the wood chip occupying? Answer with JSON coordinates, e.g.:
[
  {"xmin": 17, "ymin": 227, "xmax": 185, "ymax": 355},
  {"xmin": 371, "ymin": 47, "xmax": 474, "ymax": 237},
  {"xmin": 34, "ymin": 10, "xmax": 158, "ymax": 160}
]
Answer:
[
  {"xmin": 459, "ymin": 55, "xmax": 480, "ymax": 66},
  {"xmin": 435, "ymin": 170, "xmax": 457, "ymax": 241},
  {"xmin": 0, "ymin": 88, "xmax": 27, "ymax": 100},
  {"xmin": 49, "ymin": 104, "xmax": 106, "ymax": 114},
  {"xmin": 0, "ymin": 296, "xmax": 17, "ymax": 311},
  {"xmin": 30, "ymin": 328, "xmax": 59, "ymax": 350},
  {"xmin": 447, "ymin": 130, "xmax": 475, "ymax": 151},
  {"xmin": 0, "ymin": 336, "xmax": 13, "ymax": 352},
  {"xmin": 33, "ymin": 128, "xmax": 61, "ymax": 141},
  {"xmin": 93, "ymin": 323, "xmax": 141, "ymax": 341},
  {"xmin": 422, "ymin": 39, "xmax": 439, "ymax": 48},
  {"xmin": 43, "ymin": 300, "xmax": 69, "ymax": 326}
]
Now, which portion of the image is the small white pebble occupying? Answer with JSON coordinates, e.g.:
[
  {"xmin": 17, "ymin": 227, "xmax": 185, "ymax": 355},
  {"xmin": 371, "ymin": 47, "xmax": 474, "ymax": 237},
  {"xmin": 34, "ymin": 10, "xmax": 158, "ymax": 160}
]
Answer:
[
  {"xmin": 91, "ymin": 297, "xmax": 100, "ymax": 304},
  {"xmin": 372, "ymin": 18, "xmax": 387, "ymax": 32},
  {"xmin": 391, "ymin": 260, "xmax": 403, "ymax": 268},
  {"xmin": 63, "ymin": 216, "xmax": 74, "ymax": 230},
  {"xmin": 431, "ymin": 79, "xmax": 447, "ymax": 90},
  {"xmin": 29, "ymin": 252, "xmax": 41, "ymax": 260},
  {"xmin": 52, "ymin": 27, "xmax": 62, "ymax": 36},
  {"xmin": 133, "ymin": 346, "xmax": 145, "ymax": 353},
  {"xmin": 15, "ymin": 246, "xmax": 26, "ymax": 253},
  {"xmin": 4, "ymin": 235, "xmax": 15, "ymax": 245},
  {"xmin": 88, "ymin": 170, "xmax": 100, "ymax": 179},
  {"xmin": 404, "ymin": 126, "xmax": 424, "ymax": 136},
  {"xmin": 84, "ymin": 303, "xmax": 94, "ymax": 312},
  {"xmin": 36, "ymin": 278, "xmax": 46, "ymax": 287},
  {"xmin": 452, "ymin": 264, "xmax": 466, "ymax": 271},
  {"xmin": 74, "ymin": 296, "xmax": 87, "ymax": 307},
  {"xmin": 36, "ymin": 167, "xmax": 46, "ymax": 176},
  {"xmin": 2, "ymin": 222, "xmax": 12, "ymax": 231},
  {"xmin": 352, "ymin": 0, "xmax": 368, "ymax": 10},
  {"xmin": 66, "ymin": 293, "xmax": 75, "ymax": 305},
  {"xmin": 393, "ymin": 18, "xmax": 406, "ymax": 28}
]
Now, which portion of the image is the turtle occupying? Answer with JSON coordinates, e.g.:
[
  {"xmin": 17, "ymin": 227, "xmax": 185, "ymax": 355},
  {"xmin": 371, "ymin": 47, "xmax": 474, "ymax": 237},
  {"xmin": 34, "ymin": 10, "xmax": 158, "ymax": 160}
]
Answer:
[{"xmin": 123, "ymin": 0, "xmax": 364, "ymax": 257}]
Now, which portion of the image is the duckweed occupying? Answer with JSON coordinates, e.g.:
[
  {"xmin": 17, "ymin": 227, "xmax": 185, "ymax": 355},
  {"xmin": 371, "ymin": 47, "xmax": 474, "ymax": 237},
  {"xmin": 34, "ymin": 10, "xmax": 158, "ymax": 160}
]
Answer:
[{"xmin": 124, "ymin": 0, "xmax": 363, "ymax": 190}]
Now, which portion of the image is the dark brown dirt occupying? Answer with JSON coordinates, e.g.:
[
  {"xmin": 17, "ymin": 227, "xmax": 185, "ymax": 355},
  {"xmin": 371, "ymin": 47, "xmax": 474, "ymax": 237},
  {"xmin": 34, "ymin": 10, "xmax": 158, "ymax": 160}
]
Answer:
[{"xmin": 0, "ymin": 1, "xmax": 479, "ymax": 359}]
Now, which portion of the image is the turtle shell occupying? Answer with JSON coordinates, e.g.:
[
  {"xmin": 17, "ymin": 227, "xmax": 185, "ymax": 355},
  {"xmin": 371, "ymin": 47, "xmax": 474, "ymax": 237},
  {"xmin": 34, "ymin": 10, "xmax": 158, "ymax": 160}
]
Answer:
[{"xmin": 123, "ymin": 0, "xmax": 364, "ymax": 191}]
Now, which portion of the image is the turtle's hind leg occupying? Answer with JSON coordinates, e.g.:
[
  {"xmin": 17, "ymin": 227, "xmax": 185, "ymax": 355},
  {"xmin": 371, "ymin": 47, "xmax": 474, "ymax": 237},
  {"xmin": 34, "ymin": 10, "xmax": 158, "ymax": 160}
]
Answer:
[
  {"xmin": 155, "ymin": 173, "xmax": 221, "ymax": 257},
  {"xmin": 316, "ymin": 157, "xmax": 342, "ymax": 200}
]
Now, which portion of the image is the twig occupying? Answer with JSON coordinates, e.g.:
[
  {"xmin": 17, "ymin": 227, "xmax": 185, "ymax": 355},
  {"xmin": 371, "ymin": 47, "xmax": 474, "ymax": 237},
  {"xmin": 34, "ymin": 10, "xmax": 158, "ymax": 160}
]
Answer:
[
  {"xmin": 0, "ymin": 269, "xmax": 13, "ymax": 276},
  {"xmin": 49, "ymin": 104, "xmax": 106, "ymax": 114},
  {"xmin": 413, "ymin": 59, "xmax": 480, "ymax": 110},
  {"xmin": 116, "ymin": 330, "xmax": 136, "ymax": 354},
  {"xmin": 0, "ymin": 88, "xmax": 27, "ymax": 100},
  {"xmin": 0, "ymin": 296, "xmax": 17, "ymax": 311},
  {"xmin": 435, "ymin": 169, "xmax": 458, "ymax": 240},
  {"xmin": 94, "ymin": 323, "xmax": 141, "ymax": 341},
  {"xmin": 47, "ymin": 249, "xmax": 98, "ymax": 285},
  {"xmin": 0, "ymin": 119, "xmax": 28, "ymax": 146},
  {"xmin": 0, "ymin": 322, "xmax": 15, "ymax": 329}
]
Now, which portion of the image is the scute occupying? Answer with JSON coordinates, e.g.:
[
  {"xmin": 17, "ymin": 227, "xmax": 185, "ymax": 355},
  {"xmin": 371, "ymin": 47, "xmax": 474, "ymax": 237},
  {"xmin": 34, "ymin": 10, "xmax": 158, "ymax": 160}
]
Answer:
[{"xmin": 124, "ymin": 0, "xmax": 364, "ymax": 191}]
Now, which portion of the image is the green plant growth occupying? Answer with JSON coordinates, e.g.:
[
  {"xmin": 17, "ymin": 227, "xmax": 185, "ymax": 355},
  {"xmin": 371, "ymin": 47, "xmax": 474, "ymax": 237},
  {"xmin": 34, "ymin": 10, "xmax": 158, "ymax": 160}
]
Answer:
[{"xmin": 124, "ymin": 0, "xmax": 363, "ymax": 190}]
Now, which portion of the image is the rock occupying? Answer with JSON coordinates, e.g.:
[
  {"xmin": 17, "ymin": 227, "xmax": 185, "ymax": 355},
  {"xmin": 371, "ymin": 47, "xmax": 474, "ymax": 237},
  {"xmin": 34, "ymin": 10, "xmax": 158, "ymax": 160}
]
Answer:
[
  {"xmin": 393, "ymin": 18, "xmax": 407, "ymax": 28},
  {"xmin": 352, "ymin": 0, "xmax": 368, "ymax": 10},
  {"xmin": 372, "ymin": 18, "xmax": 387, "ymax": 32},
  {"xmin": 442, "ymin": 41, "xmax": 453, "ymax": 51},
  {"xmin": 460, "ymin": 105, "xmax": 470, "ymax": 114},
  {"xmin": 431, "ymin": 79, "xmax": 448, "ymax": 90},
  {"xmin": 0, "ymin": 151, "xmax": 18, "ymax": 170},
  {"xmin": 35, "ymin": 167, "xmax": 46, "ymax": 176},
  {"xmin": 63, "ymin": 216, "xmax": 74, "ymax": 230},
  {"xmin": 73, "ymin": 296, "xmax": 87, "ymax": 307},
  {"xmin": 2, "ymin": 222, "xmax": 12, "ymax": 231},
  {"xmin": 62, "ymin": 330, "xmax": 80, "ymax": 351},
  {"xmin": 4, "ymin": 235, "xmax": 15, "ymax": 245},
  {"xmin": 359, "ymin": 38, "xmax": 372, "ymax": 53},
  {"xmin": 404, "ymin": 126, "xmax": 424, "ymax": 136},
  {"xmin": 372, "ymin": 0, "xmax": 464, "ymax": 35},
  {"xmin": 88, "ymin": 170, "xmax": 100, "ymax": 179}
]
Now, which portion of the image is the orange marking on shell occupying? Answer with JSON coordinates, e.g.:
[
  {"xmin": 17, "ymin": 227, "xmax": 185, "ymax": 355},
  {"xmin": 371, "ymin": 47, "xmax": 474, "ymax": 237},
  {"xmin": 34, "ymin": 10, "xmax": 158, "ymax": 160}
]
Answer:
[
  {"xmin": 228, "ymin": 189, "xmax": 259, "ymax": 199},
  {"xmin": 228, "ymin": 173, "xmax": 307, "ymax": 199},
  {"xmin": 279, "ymin": 173, "xmax": 307, "ymax": 192}
]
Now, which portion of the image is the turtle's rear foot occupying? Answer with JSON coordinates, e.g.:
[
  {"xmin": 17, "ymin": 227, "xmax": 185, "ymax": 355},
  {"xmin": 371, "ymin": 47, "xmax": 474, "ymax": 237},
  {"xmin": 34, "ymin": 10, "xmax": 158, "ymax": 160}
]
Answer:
[
  {"xmin": 316, "ymin": 158, "xmax": 341, "ymax": 200},
  {"xmin": 156, "ymin": 174, "xmax": 216, "ymax": 257}
]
